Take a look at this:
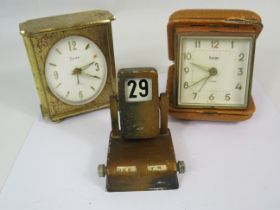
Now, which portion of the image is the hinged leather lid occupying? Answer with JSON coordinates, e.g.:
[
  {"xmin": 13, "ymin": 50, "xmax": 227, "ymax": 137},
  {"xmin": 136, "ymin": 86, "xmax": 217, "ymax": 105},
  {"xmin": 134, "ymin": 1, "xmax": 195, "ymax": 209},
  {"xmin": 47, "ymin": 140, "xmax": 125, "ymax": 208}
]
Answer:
[{"xmin": 167, "ymin": 9, "xmax": 263, "ymax": 61}]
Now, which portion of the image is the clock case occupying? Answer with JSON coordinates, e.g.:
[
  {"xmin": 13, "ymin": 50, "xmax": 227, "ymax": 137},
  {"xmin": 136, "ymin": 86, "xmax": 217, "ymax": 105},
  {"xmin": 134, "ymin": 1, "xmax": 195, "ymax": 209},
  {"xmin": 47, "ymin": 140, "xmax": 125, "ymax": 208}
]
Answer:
[
  {"xmin": 166, "ymin": 9, "xmax": 263, "ymax": 121},
  {"xmin": 19, "ymin": 10, "xmax": 116, "ymax": 122}
]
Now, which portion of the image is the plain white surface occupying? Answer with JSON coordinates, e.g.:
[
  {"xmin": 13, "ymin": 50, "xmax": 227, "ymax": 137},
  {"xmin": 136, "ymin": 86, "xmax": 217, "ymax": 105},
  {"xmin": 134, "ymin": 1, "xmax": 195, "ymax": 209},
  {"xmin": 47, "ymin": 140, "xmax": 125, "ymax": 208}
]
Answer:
[
  {"xmin": 0, "ymin": 75, "xmax": 280, "ymax": 210},
  {"xmin": 0, "ymin": 0, "xmax": 280, "ymax": 208}
]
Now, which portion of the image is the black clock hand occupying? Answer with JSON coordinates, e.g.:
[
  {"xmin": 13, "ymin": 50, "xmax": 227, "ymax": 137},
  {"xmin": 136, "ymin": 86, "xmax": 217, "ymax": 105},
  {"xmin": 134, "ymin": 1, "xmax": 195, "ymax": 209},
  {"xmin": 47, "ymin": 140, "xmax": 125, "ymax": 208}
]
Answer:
[
  {"xmin": 72, "ymin": 68, "xmax": 82, "ymax": 85},
  {"xmin": 80, "ymin": 61, "xmax": 94, "ymax": 71},
  {"xmin": 190, "ymin": 62, "xmax": 218, "ymax": 76},
  {"xmin": 190, "ymin": 62, "xmax": 211, "ymax": 73},
  {"xmin": 198, "ymin": 76, "xmax": 211, "ymax": 92},
  {"xmin": 76, "ymin": 74, "xmax": 80, "ymax": 85},
  {"xmin": 72, "ymin": 62, "xmax": 94, "ymax": 75},
  {"xmin": 81, "ymin": 72, "xmax": 101, "ymax": 79},
  {"xmin": 186, "ymin": 75, "xmax": 211, "ymax": 89},
  {"xmin": 196, "ymin": 67, "xmax": 218, "ymax": 91}
]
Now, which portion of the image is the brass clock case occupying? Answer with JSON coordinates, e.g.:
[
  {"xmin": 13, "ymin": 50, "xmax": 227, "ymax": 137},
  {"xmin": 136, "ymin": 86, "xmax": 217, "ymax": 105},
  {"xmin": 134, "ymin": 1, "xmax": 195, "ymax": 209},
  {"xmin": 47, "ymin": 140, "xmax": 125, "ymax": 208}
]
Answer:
[{"xmin": 19, "ymin": 10, "xmax": 116, "ymax": 122}]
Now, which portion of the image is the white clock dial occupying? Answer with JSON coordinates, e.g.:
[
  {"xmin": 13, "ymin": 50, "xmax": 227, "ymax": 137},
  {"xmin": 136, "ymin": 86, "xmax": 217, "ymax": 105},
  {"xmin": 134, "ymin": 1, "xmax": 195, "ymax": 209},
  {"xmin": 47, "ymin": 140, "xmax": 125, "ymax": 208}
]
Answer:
[
  {"xmin": 45, "ymin": 35, "xmax": 107, "ymax": 105},
  {"xmin": 178, "ymin": 36, "xmax": 253, "ymax": 108}
]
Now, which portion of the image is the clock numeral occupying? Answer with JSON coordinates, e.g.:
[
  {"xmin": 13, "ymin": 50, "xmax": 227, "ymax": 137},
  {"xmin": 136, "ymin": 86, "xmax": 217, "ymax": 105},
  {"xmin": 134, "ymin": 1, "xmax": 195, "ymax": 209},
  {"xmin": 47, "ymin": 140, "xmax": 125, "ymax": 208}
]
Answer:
[
  {"xmin": 68, "ymin": 40, "xmax": 77, "ymax": 51},
  {"xmin": 79, "ymin": 91, "xmax": 83, "ymax": 99},
  {"xmin": 239, "ymin": 53, "xmax": 245, "ymax": 61},
  {"xmin": 53, "ymin": 71, "xmax": 59, "ymax": 80},
  {"xmin": 209, "ymin": 94, "xmax": 215, "ymax": 101},
  {"xmin": 195, "ymin": 40, "xmax": 201, "ymax": 48},
  {"xmin": 184, "ymin": 52, "xmax": 192, "ymax": 60},
  {"xmin": 95, "ymin": 62, "xmax": 100, "ymax": 71},
  {"xmin": 235, "ymin": 83, "xmax": 242, "ymax": 90},
  {"xmin": 192, "ymin": 92, "xmax": 198, "ymax": 100},
  {"xmin": 184, "ymin": 82, "xmax": 189, "ymax": 89},
  {"xmin": 225, "ymin": 93, "xmax": 231, "ymax": 101},
  {"xmin": 211, "ymin": 40, "xmax": 219, "ymax": 48},
  {"xmin": 237, "ymin": 68, "xmax": 243, "ymax": 76},
  {"xmin": 184, "ymin": 66, "xmax": 190, "ymax": 73}
]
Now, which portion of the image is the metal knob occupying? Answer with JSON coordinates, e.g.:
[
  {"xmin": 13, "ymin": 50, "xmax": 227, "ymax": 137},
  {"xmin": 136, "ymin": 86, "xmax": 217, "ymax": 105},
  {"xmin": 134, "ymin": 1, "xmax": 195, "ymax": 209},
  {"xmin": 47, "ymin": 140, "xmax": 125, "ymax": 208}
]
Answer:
[
  {"xmin": 98, "ymin": 164, "xmax": 106, "ymax": 177},
  {"xmin": 176, "ymin": 161, "xmax": 185, "ymax": 174}
]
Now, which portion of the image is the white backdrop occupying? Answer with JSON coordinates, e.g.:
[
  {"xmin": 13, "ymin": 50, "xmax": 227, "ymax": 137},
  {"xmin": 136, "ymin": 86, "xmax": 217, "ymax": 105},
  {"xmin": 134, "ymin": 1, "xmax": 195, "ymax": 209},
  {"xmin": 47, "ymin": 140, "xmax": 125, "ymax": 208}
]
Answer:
[{"xmin": 0, "ymin": 0, "xmax": 280, "ymax": 209}]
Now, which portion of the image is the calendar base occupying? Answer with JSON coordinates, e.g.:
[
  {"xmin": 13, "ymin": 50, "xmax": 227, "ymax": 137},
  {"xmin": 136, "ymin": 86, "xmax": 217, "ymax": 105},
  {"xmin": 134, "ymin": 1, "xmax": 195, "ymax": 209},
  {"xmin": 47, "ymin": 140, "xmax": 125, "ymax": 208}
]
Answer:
[{"xmin": 104, "ymin": 129, "xmax": 180, "ymax": 192}]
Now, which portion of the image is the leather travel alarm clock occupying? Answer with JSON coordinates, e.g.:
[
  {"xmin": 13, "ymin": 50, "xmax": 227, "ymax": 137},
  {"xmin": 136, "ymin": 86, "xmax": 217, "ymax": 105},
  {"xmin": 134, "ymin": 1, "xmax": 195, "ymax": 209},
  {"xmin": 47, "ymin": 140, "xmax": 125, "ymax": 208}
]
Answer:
[
  {"xmin": 166, "ymin": 9, "xmax": 263, "ymax": 121},
  {"xmin": 19, "ymin": 10, "xmax": 116, "ymax": 122},
  {"xmin": 98, "ymin": 68, "xmax": 185, "ymax": 192}
]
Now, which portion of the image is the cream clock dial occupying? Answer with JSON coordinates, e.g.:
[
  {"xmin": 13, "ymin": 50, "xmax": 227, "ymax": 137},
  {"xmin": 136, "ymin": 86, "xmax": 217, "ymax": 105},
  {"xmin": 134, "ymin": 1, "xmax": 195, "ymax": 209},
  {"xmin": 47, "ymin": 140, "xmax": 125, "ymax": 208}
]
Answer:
[
  {"xmin": 45, "ymin": 35, "xmax": 107, "ymax": 105},
  {"xmin": 178, "ymin": 36, "xmax": 253, "ymax": 108}
]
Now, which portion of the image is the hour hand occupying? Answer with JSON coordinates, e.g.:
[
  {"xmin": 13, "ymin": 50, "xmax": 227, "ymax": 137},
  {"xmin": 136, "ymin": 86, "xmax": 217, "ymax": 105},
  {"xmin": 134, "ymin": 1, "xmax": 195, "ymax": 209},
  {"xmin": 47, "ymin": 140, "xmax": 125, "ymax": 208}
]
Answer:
[
  {"xmin": 190, "ymin": 62, "xmax": 211, "ymax": 72},
  {"xmin": 190, "ymin": 62, "xmax": 218, "ymax": 77},
  {"xmin": 80, "ymin": 61, "xmax": 94, "ymax": 71}
]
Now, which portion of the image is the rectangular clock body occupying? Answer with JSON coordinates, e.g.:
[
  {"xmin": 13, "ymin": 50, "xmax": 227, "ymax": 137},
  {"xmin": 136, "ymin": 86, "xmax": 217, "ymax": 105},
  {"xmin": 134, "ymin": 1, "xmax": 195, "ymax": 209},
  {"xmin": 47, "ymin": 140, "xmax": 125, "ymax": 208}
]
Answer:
[
  {"xmin": 166, "ymin": 9, "xmax": 263, "ymax": 121},
  {"xmin": 19, "ymin": 10, "xmax": 116, "ymax": 122}
]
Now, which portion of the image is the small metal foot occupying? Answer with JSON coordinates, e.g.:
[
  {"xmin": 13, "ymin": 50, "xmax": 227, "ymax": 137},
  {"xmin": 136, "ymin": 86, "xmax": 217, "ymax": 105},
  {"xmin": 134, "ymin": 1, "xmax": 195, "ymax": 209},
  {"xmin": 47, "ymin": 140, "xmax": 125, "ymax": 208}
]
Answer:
[
  {"xmin": 176, "ymin": 161, "xmax": 185, "ymax": 174},
  {"xmin": 98, "ymin": 164, "xmax": 106, "ymax": 177}
]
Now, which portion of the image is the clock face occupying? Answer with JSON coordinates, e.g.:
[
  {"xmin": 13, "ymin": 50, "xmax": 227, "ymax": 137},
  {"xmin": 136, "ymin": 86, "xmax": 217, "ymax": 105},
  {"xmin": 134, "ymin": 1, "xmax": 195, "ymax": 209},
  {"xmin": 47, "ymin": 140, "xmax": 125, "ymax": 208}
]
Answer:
[
  {"xmin": 45, "ymin": 35, "xmax": 107, "ymax": 105},
  {"xmin": 177, "ymin": 35, "xmax": 253, "ymax": 108}
]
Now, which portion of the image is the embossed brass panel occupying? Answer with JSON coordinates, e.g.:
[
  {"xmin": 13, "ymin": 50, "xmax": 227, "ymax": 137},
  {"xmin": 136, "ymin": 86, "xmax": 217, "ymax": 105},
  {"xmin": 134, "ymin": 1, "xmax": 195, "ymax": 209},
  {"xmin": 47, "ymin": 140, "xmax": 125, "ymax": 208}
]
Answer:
[{"xmin": 19, "ymin": 10, "xmax": 116, "ymax": 122}]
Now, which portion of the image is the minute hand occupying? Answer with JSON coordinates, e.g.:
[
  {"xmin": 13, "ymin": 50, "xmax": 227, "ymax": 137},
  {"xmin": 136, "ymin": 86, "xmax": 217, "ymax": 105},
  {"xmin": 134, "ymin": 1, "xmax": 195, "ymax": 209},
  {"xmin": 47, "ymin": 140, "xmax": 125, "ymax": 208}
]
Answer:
[
  {"xmin": 186, "ymin": 75, "xmax": 211, "ymax": 89},
  {"xmin": 80, "ymin": 61, "xmax": 94, "ymax": 71},
  {"xmin": 81, "ymin": 72, "xmax": 101, "ymax": 79}
]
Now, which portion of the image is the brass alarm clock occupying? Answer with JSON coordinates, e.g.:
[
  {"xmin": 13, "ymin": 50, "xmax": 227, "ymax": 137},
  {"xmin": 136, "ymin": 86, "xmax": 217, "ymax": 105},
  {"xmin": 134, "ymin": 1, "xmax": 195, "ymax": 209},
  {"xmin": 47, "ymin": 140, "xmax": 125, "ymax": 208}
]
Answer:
[
  {"xmin": 166, "ymin": 9, "xmax": 263, "ymax": 121},
  {"xmin": 19, "ymin": 10, "xmax": 116, "ymax": 122}
]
